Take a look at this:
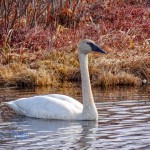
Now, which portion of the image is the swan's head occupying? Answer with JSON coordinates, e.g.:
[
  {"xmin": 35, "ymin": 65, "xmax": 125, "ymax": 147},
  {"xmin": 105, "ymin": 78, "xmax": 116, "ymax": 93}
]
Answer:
[{"xmin": 78, "ymin": 39, "xmax": 106, "ymax": 54}]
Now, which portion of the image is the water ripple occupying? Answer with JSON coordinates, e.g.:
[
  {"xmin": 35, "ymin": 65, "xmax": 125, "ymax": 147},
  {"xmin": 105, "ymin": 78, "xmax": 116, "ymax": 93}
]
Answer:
[
  {"xmin": 0, "ymin": 85, "xmax": 150, "ymax": 150},
  {"xmin": 0, "ymin": 99, "xmax": 150, "ymax": 149}
]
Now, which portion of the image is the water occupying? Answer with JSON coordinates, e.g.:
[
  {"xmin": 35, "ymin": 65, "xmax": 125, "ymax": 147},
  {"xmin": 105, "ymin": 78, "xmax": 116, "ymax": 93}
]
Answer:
[{"xmin": 0, "ymin": 86, "xmax": 150, "ymax": 150}]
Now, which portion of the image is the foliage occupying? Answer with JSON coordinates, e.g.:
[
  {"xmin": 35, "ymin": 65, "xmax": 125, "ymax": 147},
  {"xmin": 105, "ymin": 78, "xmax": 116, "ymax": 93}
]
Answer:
[{"xmin": 0, "ymin": 0, "xmax": 150, "ymax": 87}]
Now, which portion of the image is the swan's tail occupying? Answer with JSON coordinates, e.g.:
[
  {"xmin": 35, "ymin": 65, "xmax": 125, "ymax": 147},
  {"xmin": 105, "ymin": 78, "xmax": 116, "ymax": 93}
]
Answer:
[
  {"xmin": 1, "ymin": 102, "xmax": 21, "ymax": 115},
  {"xmin": 1, "ymin": 101, "xmax": 14, "ymax": 108}
]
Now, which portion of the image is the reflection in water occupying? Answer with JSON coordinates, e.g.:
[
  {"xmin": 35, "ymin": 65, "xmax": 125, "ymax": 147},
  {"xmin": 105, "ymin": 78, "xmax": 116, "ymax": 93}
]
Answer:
[
  {"xmin": 0, "ymin": 86, "xmax": 150, "ymax": 149},
  {"xmin": 0, "ymin": 116, "xmax": 97, "ymax": 149}
]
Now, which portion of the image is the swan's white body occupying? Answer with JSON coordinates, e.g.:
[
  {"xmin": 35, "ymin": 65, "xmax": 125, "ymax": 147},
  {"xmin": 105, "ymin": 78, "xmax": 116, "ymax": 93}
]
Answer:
[
  {"xmin": 5, "ymin": 94, "xmax": 83, "ymax": 120},
  {"xmin": 3, "ymin": 39, "xmax": 106, "ymax": 120}
]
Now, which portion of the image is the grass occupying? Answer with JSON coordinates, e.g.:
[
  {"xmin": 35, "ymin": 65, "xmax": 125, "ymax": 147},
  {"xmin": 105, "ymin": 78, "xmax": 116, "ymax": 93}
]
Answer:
[{"xmin": 0, "ymin": 45, "xmax": 149, "ymax": 87}]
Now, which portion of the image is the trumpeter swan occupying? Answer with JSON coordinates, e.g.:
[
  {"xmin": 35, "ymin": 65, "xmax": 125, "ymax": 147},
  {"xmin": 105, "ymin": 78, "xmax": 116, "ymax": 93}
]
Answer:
[{"xmin": 2, "ymin": 39, "xmax": 106, "ymax": 120}]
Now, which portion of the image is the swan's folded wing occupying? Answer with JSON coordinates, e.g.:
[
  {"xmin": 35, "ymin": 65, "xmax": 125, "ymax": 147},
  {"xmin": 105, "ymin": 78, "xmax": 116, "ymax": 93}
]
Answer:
[{"xmin": 47, "ymin": 94, "xmax": 83, "ymax": 109}]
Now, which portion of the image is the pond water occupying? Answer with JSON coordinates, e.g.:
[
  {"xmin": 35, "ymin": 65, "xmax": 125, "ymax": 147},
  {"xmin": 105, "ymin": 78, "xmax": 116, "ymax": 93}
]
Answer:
[{"xmin": 0, "ymin": 85, "xmax": 150, "ymax": 150}]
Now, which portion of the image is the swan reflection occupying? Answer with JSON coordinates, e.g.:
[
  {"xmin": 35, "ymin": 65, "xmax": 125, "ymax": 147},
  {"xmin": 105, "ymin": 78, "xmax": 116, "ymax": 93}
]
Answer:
[{"xmin": 1, "ymin": 115, "xmax": 97, "ymax": 149}]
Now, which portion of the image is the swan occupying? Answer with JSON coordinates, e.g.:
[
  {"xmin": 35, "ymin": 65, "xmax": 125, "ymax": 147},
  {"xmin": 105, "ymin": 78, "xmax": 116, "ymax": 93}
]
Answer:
[{"xmin": 2, "ymin": 39, "xmax": 106, "ymax": 120}]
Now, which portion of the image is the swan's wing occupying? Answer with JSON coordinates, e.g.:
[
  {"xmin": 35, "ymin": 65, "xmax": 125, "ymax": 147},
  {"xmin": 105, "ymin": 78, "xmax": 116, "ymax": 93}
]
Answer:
[
  {"xmin": 47, "ymin": 94, "xmax": 82, "ymax": 109},
  {"xmin": 3, "ymin": 95, "xmax": 83, "ymax": 120}
]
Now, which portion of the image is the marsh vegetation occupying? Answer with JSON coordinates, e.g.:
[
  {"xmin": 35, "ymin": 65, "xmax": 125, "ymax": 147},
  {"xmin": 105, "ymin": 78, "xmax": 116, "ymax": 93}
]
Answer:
[{"xmin": 0, "ymin": 0, "xmax": 149, "ymax": 87}]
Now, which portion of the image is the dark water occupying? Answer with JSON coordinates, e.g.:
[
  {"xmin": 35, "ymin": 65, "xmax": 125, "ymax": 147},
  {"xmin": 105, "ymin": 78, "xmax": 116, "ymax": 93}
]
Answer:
[{"xmin": 0, "ymin": 86, "xmax": 150, "ymax": 150}]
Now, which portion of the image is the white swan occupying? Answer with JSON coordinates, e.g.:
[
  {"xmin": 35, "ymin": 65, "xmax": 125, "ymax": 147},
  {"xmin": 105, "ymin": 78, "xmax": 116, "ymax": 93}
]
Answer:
[{"xmin": 2, "ymin": 39, "xmax": 106, "ymax": 120}]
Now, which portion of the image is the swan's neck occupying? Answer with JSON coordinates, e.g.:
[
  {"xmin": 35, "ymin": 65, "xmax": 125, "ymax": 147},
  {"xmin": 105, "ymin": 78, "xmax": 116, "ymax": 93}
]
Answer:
[{"xmin": 78, "ymin": 53, "xmax": 98, "ymax": 120}]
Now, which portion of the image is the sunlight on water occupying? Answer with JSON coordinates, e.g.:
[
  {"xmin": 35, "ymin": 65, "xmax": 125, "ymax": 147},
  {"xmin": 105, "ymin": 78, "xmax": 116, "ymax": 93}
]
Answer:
[{"xmin": 0, "ymin": 86, "xmax": 150, "ymax": 149}]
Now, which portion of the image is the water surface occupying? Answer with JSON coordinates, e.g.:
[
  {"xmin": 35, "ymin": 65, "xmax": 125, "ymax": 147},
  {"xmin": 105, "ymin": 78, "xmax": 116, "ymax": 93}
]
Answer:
[{"xmin": 0, "ymin": 86, "xmax": 150, "ymax": 149}]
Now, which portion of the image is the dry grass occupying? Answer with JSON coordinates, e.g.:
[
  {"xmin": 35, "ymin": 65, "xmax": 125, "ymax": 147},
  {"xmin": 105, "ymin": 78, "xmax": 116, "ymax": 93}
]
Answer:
[
  {"xmin": 0, "ymin": 44, "xmax": 149, "ymax": 87},
  {"xmin": 91, "ymin": 49, "xmax": 150, "ymax": 86}
]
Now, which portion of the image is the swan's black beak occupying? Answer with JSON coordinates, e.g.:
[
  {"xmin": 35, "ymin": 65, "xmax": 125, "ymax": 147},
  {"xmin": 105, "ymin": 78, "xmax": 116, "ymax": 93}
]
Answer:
[{"xmin": 88, "ymin": 42, "xmax": 107, "ymax": 54}]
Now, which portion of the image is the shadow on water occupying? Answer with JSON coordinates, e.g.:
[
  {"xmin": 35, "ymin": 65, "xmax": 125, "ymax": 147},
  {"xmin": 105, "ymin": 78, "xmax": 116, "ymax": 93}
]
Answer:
[{"xmin": 0, "ymin": 85, "xmax": 150, "ymax": 149}]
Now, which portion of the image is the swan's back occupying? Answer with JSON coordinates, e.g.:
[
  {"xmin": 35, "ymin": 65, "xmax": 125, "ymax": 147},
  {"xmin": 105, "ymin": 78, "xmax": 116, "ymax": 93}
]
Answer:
[
  {"xmin": 3, "ymin": 94, "xmax": 83, "ymax": 120},
  {"xmin": 47, "ymin": 94, "xmax": 82, "ymax": 109}
]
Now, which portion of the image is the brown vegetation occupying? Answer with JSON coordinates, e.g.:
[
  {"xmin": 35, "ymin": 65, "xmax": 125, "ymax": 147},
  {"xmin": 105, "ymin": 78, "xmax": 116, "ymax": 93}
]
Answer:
[{"xmin": 0, "ymin": 0, "xmax": 150, "ymax": 87}]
